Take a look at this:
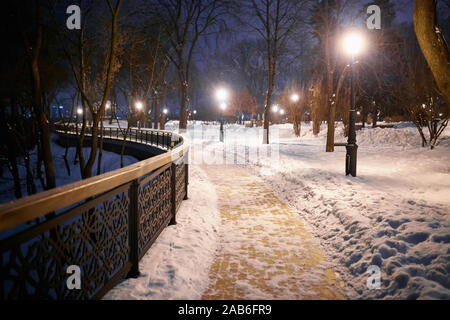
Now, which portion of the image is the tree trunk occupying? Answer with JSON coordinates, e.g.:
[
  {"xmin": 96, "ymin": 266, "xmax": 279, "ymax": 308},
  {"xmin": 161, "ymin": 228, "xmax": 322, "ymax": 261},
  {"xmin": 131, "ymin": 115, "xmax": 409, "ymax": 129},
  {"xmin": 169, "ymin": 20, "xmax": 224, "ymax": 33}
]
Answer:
[
  {"xmin": 325, "ymin": 69, "xmax": 335, "ymax": 152},
  {"xmin": 414, "ymin": 0, "xmax": 450, "ymax": 111},
  {"xmin": 26, "ymin": 3, "xmax": 56, "ymax": 190},
  {"xmin": 263, "ymin": 62, "xmax": 275, "ymax": 144}
]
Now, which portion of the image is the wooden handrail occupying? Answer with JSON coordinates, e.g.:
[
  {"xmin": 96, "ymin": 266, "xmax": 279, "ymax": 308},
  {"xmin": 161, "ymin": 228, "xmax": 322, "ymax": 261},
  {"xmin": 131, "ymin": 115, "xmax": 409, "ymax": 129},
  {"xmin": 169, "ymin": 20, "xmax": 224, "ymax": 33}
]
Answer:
[{"xmin": 0, "ymin": 129, "xmax": 188, "ymax": 233}]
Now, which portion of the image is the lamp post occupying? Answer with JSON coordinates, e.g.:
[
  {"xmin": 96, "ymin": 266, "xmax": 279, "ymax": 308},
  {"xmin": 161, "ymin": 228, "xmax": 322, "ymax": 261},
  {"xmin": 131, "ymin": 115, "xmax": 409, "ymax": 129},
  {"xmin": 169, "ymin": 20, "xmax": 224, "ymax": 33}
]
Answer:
[
  {"xmin": 343, "ymin": 32, "xmax": 363, "ymax": 177},
  {"xmin": 219, "ymin": 102, "xmax": 227, "ymax": 142},
  {"xmin": 135, "ymin": 101, "xmax": 143, "ymax": 129},
  {"xmin": 216, "ymin": 88, "xmax": 228, "ymax": 142}
]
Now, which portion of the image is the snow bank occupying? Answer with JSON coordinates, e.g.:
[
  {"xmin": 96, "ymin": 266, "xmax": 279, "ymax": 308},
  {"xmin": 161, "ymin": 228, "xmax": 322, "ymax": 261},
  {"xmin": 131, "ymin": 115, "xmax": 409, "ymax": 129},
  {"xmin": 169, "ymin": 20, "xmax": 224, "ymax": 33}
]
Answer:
[{"xmin": 234, "ymin": 123, "xmax": 450, "ymax": 299}]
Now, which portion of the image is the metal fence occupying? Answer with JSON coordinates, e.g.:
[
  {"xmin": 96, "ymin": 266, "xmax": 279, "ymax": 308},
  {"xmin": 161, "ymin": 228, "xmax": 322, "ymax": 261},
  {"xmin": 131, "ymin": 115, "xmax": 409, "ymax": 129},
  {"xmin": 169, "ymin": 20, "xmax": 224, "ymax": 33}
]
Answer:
[{"xmin": 0, "ymin": 124, "xmax": 188, "ymax": 299}]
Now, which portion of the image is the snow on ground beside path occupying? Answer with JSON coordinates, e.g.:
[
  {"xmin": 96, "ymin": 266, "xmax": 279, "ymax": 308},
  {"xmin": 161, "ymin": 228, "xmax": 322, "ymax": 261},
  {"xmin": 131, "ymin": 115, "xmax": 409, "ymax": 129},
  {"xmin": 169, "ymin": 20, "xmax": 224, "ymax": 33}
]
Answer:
[
  {"xmin": 176, "ymin": 121, "xmax": 450, "ymax": 299},
  {"xmin": 250, "ymin": 123, "xmax": 449, "ymax": 299},
  {"xmin": 104, "ymin": 165, "xmax": 221, "ymax": 300}
]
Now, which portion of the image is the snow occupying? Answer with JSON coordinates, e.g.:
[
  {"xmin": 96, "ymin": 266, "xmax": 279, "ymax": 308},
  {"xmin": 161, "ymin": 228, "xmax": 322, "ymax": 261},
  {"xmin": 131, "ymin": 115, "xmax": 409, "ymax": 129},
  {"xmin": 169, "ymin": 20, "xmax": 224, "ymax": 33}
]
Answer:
[
  {"xmin": 3, "ymin": 120, "xmax": 449, "ymax": 300},
  {"xmin": 103, "ymin": 165, "xmax": 221, "ymax": 300},
  {"xmin": 155, "ymin": 121, "xmax": 449, "ymax": 299}
]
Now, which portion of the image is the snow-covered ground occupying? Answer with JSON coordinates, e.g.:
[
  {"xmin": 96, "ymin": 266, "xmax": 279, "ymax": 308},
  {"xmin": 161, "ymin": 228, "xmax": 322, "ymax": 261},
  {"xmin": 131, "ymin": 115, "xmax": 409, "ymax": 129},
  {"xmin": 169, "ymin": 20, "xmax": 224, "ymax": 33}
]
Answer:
[
  {"xmin": 4, "ymin": 121, "xmax": 448, "ymax": 300},
  {"xmin": 104, "ymin": 165, "xmax": 221, "ymax": 299},
  {"xmin": 163, "ymin": 121, "xmax": 449, "ymax": 300}
]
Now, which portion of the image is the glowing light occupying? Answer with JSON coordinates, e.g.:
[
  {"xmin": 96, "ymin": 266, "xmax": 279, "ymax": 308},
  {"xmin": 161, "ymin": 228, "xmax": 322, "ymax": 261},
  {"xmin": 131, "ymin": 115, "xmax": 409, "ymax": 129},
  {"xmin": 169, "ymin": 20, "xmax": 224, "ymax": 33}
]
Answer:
[
  {"xmin": 193, "ymin": 110, "xmax": 197, "ymax": 114},
  {"xmin": 220, "ymin": 102, "xmax": 227, "ymax": 111},
  {"xmin": 216, "ymin": 88, "xmax": 228, "ymax": 102},
  {"xmin": 343, "ymin": 32, "xmax": 364, "ymax": 55},
  {"xmin": 106, "ymin": 102, "xmax": 111, "ymax": 109},
  {"xmin": 77, "ymin": 108, "xmax": 83, "ymax": 115},
  {"xmin": 280, "ymin": 109, "xmax": 285, "ymax": 115},
  {"xmin": 136, "ymin": 102, "xmax": 143, "ymax": 111},
  {"xmin": 271, "ymin": 105, "xmax": 279, "ymax": 113},
  {"xmin": 291, "ymin": 94, "xmax": 299, "ymax": 102},
  {"xmin": 163, "ymin": 108, "xmax": 168, "ymax": 115}
]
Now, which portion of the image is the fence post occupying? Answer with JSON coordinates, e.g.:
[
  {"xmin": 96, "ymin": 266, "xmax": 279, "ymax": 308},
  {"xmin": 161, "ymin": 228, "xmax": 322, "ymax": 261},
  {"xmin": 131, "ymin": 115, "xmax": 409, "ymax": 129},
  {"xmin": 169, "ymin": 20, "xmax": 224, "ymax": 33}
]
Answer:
[
  {"xmin": 127, "ymin": 179, "xmax": 140, "ymax": 278},
  {"xmin": 184, "ymin": 152, "xmax": 189, "ymax": 200},
  {"xmin": 169, "ymin": 162, "xmax": 177, "ymax": 225}
]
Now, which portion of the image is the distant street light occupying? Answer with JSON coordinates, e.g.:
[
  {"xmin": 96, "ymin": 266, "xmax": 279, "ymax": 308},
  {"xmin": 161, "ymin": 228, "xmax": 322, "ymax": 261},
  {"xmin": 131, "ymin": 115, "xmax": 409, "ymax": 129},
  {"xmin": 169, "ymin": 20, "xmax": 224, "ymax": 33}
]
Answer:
[
  {"xmin": 279, "ymin": 109, "xmax": 285, "ymax": 116},
  {"xmin": 216, "ymin": 88, "xmax": 228, "ymax": 142},
  {"xmin": 77, "ymin": 107, "xmax": 83, "ymax": 115},
  {"xmin": 136, "ymin": 101, "xmax": 143, "ymax": 111},
  {"xmin": 163, "ymin": 108, "xmax": 168, "ymax": 115},
  {"xmin": 271, "ymin": 104, "xmax": 279, "ymax": 113},
  {"xmin": 343, "ymin": 31, "xmax": 365, "ymax": 177},
  {"xmin": 216, "ymin": 88, "xmax": 228, "ymax": 102},
  {"xmin": 291, "ymin": 94, "xmax": 299, "ymax": 103}
]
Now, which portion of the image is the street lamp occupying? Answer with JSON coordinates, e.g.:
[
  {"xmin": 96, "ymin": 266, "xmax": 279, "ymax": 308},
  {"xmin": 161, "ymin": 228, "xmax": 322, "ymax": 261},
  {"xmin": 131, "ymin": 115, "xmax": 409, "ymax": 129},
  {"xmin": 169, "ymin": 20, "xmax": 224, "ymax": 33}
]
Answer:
[
  {"xmin": 291, "ymin": 94, "xmax": 299, "ymax": 103},
  {"xmin": 219, "ymin": 102, "xmax": 227, "ymax": 142},
  {"xmin": 271, "ymin": 104, "xmax": 279, "ymax": 113},
  {"xmin": 343, "ymin": 31, "xmax": 364, "ymax": 177},
  {"xmin": 135, "ymin": 101, "xmax": 143, "ymax": 129},
  {"xmin": 216, "ymin": 88, "xmax": 228, "ymax": 142}
]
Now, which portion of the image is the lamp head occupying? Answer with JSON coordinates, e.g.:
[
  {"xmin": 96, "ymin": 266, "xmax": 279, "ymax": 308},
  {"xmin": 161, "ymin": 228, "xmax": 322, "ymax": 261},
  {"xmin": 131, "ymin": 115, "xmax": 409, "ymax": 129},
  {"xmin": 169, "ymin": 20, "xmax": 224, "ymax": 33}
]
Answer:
[
  {"xmin": 344, "ymin": 32, "xmax": 364, "ymax": 56},
  {"xmin": 216, "ymin": 88, "xmax": 228, "ymax": 102}
]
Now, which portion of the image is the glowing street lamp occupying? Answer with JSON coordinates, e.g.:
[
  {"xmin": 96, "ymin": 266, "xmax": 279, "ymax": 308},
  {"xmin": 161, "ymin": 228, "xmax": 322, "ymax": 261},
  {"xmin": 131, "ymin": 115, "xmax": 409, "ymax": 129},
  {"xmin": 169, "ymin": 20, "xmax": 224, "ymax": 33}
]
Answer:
[
  {"xmin": 291, "ymin": 94, "xmax": 299, "ymax": 103},
  {"xmin": 279, "ymin": 109, "xmax": 285, "ymax": 116},
  {"xmin": 163, "ymin": 108, "xmax": 168, "ymax": 115},
  {"xmin": 343, "ymin": 31, "xmax": 365, "ymax": 177},
  {"xmin": 77, "ymin": 107, "xmax": 83, "ymax": 115},
  {"xmin": 216, "ymin": 87, "xmax": 229, "ymax": 142},
  {"xmin": 216, "ymin": 88, "xmax": 228, "ymax": 102},
  {"xmin": 135, "ymin": 101, "xmax": 143, "ymax": 111},
  {"xmin": 271, "ymin": 104, "xmax": 279, "ymax": 113},
  {"xmin": 344, "ymin": 32, "xmax": 364, "ymax": 56}
]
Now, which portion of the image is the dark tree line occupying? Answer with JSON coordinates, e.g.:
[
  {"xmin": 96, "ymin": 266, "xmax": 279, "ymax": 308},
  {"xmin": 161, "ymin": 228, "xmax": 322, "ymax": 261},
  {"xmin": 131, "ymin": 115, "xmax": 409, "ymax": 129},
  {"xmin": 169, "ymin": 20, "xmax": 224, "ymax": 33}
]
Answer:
[{"xmin": 1, "ymin": 0, "xmax": 449, "ymax": 201}]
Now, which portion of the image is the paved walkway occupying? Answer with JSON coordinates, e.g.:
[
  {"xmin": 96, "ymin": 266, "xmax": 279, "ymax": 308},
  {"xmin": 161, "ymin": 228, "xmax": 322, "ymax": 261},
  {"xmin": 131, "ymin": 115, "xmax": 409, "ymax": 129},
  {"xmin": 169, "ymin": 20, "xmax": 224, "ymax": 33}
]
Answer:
[{"xmin": 201, "ymin": 165, "xmax": 345, "ymax": 300}]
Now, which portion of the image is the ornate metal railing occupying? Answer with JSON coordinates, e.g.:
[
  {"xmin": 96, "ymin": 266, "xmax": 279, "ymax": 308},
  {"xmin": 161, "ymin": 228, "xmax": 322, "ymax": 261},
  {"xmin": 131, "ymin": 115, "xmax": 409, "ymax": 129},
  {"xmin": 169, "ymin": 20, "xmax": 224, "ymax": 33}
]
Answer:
[
  {"xmin": 54, "ymin": 123, "xmax": 182, "ymax": 150},
  {"xmin": 0, "ymin": 124, "xmax": 189, "ymax": 300}
]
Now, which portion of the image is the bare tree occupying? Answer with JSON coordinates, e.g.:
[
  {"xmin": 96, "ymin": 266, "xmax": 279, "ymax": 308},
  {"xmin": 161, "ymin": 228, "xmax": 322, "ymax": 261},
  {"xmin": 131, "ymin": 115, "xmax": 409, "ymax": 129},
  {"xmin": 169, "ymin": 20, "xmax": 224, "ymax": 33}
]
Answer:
[
  {"xmin": 240, "ymin": 0, "xmax": 306, "ymax": 143},
  {"xmin": 414, "ymin": 0, "xmax": 450, "ymax": 110},
  {"xmin": 62, "ymin": 0, "xmax": 123, "ymax": 179},
  {"xmin": 154, "ymin": 0, "xmax": 227, "ymax": 130},
  {"xmin": 280, "ymin": 82, "xmax": 307, "ymax": 137},
  {"xmin": 19, "ymin": 0, "xmax": 56, "ymax": 189}
]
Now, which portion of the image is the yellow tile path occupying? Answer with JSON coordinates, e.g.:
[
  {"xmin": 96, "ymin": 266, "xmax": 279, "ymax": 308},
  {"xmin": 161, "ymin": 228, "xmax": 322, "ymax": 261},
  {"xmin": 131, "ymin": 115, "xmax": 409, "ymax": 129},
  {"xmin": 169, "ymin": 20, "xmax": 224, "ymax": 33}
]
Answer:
[{"xmin": 201, "ymin": 165, "xmax": 346, "ymax": 300}]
